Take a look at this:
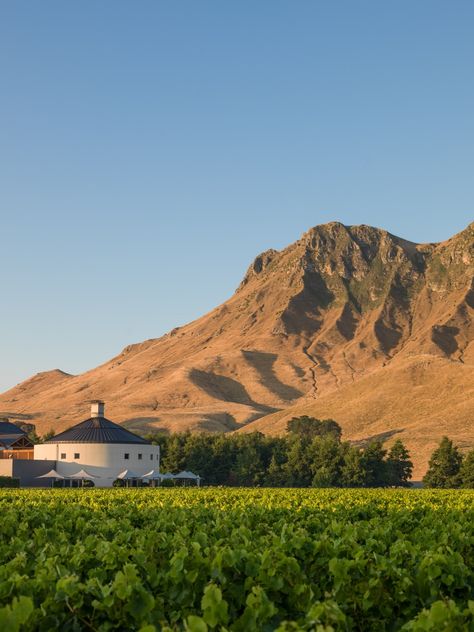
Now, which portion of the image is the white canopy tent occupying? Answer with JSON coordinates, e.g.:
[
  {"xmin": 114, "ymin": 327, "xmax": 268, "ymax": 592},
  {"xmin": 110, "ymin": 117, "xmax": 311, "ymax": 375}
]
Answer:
[
  {"xmin": 141, "ymin": 470, "xmax": 177, "ymax": 486},
  {"xmin": 141, "ymin": 469, "xmax": 162, "ymax": 486},
  {"xmin": 117, "ymin": 469, "xmax": 140, "ymax": 479},
  {"xmin": 141, "ymin": 469, "xmax": 161, "ymax": 480},
  {"xmin": 67, "ymin": 469, "xmax": 98, "ymax": 487},
  {"xmin": 36, "ymin": 469, "xmax": 64, "ymax": 479},
  {"xmin": 140, "ymin": 470, "xmax": 201, "ymax": 486},
  {"xmin": 174, "ymin": 471, "xmax": 201, "ymax": 486},
  {"xmin": 174, "ymin": 470, "xmax": 200, "ymax": 479},
  {"xmin": 116, "ymin": 469, "xmax": 141, "ymax": 486},
  {"xmin": 36, "ymin": 469, "xmax": 65, "ymax": 487},
  {"xmin": 68, "ymin": 469, "xmax": 97, "ymax": 480}
]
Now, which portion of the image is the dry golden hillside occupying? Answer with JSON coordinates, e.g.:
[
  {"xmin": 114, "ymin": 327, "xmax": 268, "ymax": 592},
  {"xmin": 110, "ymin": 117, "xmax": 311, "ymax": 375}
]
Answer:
[
  {"xmin": 239, "ymin": 355, "xmax": 474, "ymax": 479},
  {"xmin": 1, "ymin": 221, "xmax": 473, "ymax": 476}
]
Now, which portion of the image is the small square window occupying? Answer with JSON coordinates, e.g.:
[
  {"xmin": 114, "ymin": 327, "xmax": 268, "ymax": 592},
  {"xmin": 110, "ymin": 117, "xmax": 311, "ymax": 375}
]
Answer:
[
  {"xmin": 60, "ymin": 453, "xmax": 66, "ymax": 459},
  {"xmin": 74, "ymin": 453, "xmax": 80, "ymax": 459},
  {"xmin": 138, "ymin": 454, "xmax": 142, "ymax": 460},
  {"xmin": 150, "ymin": 454, "xmax": 153, "ymax": 460},
  {"xmin": 124, "ymin": 453, "xmax": 129, "ymax": 460}
]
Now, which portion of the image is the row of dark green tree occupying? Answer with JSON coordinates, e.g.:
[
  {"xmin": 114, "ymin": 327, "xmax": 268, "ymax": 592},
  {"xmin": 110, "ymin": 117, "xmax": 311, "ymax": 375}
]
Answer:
[
  {"xmin": 146, "ymin": 416, "xmax": 414, "ymax": 487},
  {"xmin": 423, "ymin": 436, "xmax": 474, "ymax": 488}
]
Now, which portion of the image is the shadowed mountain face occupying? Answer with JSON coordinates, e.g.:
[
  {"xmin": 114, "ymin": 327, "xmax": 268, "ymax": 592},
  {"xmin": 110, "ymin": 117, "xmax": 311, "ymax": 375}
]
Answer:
[{"xmin": 1, "ymin": 221, "xmax": 473, "ymax": 477}]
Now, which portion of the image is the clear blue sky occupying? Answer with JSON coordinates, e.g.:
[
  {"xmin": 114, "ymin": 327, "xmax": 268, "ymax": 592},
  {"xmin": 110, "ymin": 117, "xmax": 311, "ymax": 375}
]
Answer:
[{"xmin": 1, "ymin": 1, "xmax": 473, "ymax": 392}]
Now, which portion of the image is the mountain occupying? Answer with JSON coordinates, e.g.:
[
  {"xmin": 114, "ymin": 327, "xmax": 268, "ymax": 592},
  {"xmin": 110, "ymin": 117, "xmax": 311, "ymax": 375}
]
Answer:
[{"xmin": 1, "ymin": 221, "xmax": 473, "ymax": 477}]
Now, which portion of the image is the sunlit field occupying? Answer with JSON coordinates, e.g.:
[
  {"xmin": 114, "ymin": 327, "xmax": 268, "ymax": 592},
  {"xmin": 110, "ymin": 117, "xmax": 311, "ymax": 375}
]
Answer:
[{"xmin": 1, "ymin": 488, "xmax": 473, "ymax": 631}]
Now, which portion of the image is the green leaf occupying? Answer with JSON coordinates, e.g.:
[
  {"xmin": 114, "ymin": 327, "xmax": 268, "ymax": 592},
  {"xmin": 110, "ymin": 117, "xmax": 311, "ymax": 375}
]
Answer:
[
  {"xmin": 0, "ymin": 596, "xmax": 34, "ymax": 632},
  {"xmin": 201, "ymin": 583, "xmax": 228, "ymax": 628},
  {"xmin": 185, "ymin": 615, "xmax": 208, "ymax": 632}
]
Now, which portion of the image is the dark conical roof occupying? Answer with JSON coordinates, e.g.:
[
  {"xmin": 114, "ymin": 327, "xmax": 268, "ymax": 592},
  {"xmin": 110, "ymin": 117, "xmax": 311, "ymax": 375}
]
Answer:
[{"xmin": 45, "ymin": 416, "xmax": 149, "ymax": 445}]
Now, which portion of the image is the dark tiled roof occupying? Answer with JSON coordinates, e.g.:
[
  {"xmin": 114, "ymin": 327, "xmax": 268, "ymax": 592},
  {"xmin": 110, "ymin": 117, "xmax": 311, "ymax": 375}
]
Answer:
[
  {"xmin": 1, "ymin": 436, "xmax": 30, "ymax": 448},
  {"xmin": 0, "ymin": 421, "xmax": 26, "ymax": 437},
  {"xmin": 0, "ymin": 422, "xmax": 31, "ymax": 449},
  {"xmin": 45, "ymin": 417, "xmax": 149, "ymax": 445}
]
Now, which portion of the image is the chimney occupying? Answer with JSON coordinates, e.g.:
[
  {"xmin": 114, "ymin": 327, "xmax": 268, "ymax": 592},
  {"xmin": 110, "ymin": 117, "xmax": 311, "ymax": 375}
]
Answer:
[{"xmin": 91, "ymin": 401, "xmax": 105, "ymax": 418}]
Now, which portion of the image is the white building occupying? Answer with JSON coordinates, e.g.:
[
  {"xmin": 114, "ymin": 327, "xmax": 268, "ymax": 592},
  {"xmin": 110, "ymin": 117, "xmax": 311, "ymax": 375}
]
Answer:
[{"xmin": 34, "ymin": 401, "xmax": 160, "ymax": 487}]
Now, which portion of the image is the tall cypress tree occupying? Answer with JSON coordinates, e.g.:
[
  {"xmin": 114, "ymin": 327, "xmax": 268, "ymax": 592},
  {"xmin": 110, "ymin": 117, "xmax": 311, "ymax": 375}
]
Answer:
[
  {"xmin": 386, "ymin": 440, "xmax": 413, "ymax": 487},
  {"xmin": 361, "ymin": 441, "xmax": 388, "ymax": 487},
  {"xmin": 423, "ymin": 437, "xmax": 463, "ymax": 488}
]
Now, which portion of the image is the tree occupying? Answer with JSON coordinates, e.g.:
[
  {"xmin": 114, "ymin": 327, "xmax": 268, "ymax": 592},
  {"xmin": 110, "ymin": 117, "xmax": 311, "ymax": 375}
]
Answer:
[
  {"xmin": 340, "ymin": 445, "xmax": 366, "ymax": 487},
  {"xmin": 231, "ymin": 445, "xmax": 261, "ymax": 486},
  {"xmin": 386, "ymin": 440, "xmax": 413, "ymax": 487},
  {"xmin": 283, "ymin": 436, "xmax": 314, "ymax": 486},
  {"xmin": 160, "ymin": 432, "xmax": 190, "ymax": 473},
  {"xmin": 41, "ymin": 429, "xmax": 56, "ymax": 443},
  {"xmin": 230, "ymin": 434, "xmax": 266, "ymax": 486},
  {"xmin": 287, "ymin": 416, "xmax": 342, "ymax": 442},
  {"xmin": 27, "ymin": 429, "xmax": 41, "ymax": 444},
  {"xmin": 460, "ymin": 450, "xmax": 474, "ymax": 488},
  {"xmin": 265, "ymin": 454, "xmax": 288, "ymax": 487},
  {"xmin": 263, "ymin": 438, "xmax": 289, "ymax": 487},
  {"xmin": 361, "ymin": 441, "xmax": 388, "ymax": 487},
  {"xmin": 151, "ymin": 428, "xmax": 415, "ymax": 489},
  {"xmin": 309, "ymin": 436, "xmax": 343, "ymax": 487},
  {"xmin": 182, "ymin": 434, "xmax": 217, "ymax": 483},
  {"xmin": 423, "ymin": 437, "xmax": 463, "ymax": 488},
  {"xmin": 210, "ymin": 434, "xmax": 237, "ymax": 485}
]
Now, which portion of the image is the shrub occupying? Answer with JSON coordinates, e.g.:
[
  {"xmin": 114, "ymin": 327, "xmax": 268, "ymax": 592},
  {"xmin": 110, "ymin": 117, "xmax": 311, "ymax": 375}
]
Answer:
[{"xmin": 0, "ymin": 476, "xmax": 19, "ymax": 488}]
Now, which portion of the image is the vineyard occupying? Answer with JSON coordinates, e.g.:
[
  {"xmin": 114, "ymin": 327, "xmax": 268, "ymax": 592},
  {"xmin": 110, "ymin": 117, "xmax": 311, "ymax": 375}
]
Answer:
[{"xmin": 0, "ymin": 489, "xmax": 473, "ymax": 631}]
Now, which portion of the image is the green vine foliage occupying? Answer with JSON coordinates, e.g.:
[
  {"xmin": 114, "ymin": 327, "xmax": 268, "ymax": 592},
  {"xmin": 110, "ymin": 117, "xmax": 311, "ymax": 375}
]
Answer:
[{"xmin": 0, "ymin": 489, "xmax": 473, "ymax": 631}]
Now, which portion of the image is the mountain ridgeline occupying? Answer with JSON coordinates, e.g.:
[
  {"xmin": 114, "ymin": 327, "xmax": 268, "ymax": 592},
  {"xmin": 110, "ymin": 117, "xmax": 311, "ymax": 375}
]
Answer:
[{"xmin": 1, "ymin": 221, "xmax": 473, "ymax": 477}]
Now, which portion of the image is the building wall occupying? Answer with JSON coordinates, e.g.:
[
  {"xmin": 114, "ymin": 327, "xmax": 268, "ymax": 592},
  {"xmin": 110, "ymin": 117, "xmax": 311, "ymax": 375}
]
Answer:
[
  {"xmin": 0, "ymin": 461, "xmax": 13, "ymax": 477},
  {"xmin": 0, "ymin": 459, "xmax": 59, "ymax": 487},
  {"xmin": 13, "ymin": 460, "xmax": 58, "ymax": 487},
  {"xmin": 34, "ymin": 443, "xmax": 160, "ymax": 487}
]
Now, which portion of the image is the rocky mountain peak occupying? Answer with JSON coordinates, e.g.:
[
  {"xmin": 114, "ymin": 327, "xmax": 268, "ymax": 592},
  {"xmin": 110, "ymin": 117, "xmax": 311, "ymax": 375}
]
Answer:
[
  {"xmin": 0, "ymin": 221, "xmax": 472, "ymax": 478},
  {"xmin": 238, "ymin": 248, "xmax": 279, "ymax": 290}
]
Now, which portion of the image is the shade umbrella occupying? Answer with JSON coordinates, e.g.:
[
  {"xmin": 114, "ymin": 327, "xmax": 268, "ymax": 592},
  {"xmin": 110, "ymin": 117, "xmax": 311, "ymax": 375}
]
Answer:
[
  {"xmin": 116, "ymin": 469, "xmax": 140, "ymax": 487},
  {"xmin": 117, "ymin": 469, "xmax": 140, "ymax": 479},
  {"xmin": 68, "ymin": 468, "xmax": 97, "ymax": 479},
  {"xmin": 36, "ymin": 469, "xmax": 65, "ymax": 488},
  {"xmin": 141, "ymin": 469, "xmax": 160, "ymax": 487},
  {"xmin": 68, "ymin": 469, "xmax": 97, "ymax": 487},
  {"xmin": 141, "ymin": 469, "xmax": 161, "ymax": 480},
  {"xmin": 36, "ymin": 468, "xmax": 65, "ymax": 479}
]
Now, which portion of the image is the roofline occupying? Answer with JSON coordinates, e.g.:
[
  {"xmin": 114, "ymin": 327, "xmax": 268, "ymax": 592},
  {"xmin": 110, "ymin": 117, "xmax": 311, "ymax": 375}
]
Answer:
[
  {"xmin": 44, "ymin": 439, "xmax": 151, "ymax": 445},
  {"xmin": 42, "ymin": 413, "xmax": 150, "ymax": 445}
]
